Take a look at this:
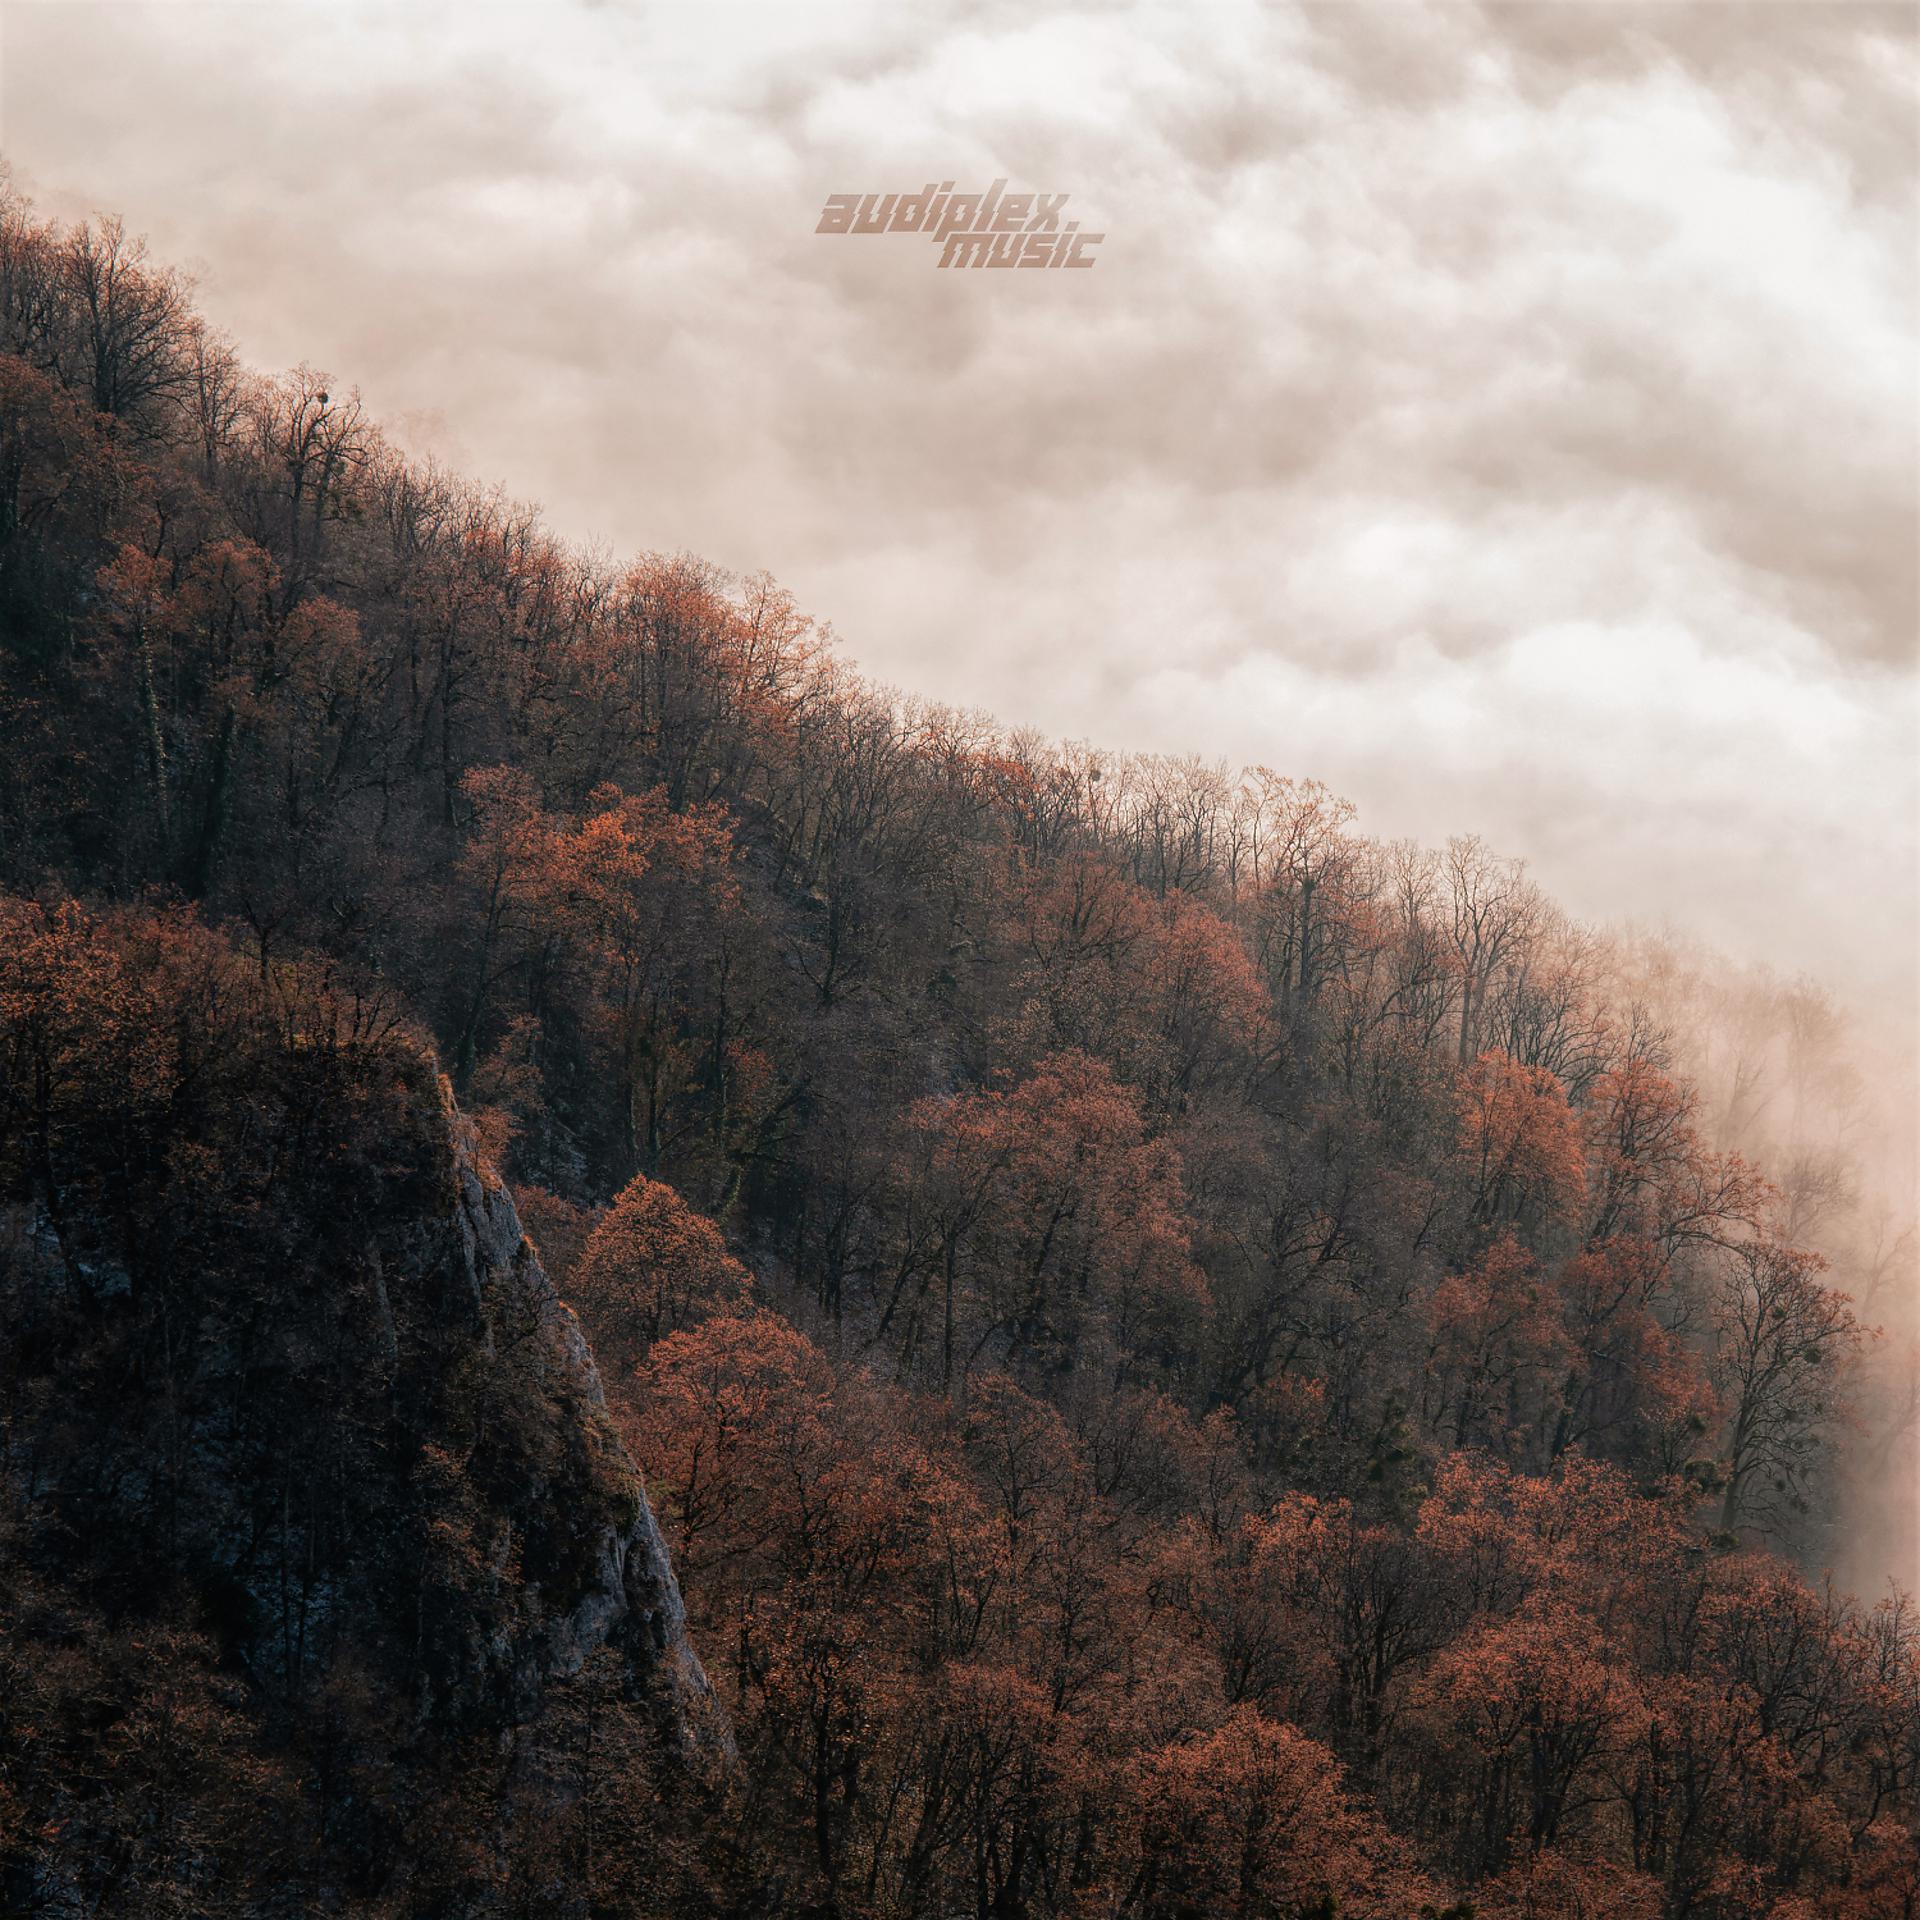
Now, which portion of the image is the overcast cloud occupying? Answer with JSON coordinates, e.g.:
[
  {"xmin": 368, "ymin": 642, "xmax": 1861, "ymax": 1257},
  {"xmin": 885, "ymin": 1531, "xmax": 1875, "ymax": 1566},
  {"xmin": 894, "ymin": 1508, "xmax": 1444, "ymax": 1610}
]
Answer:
[{"xmin": 2, "ymin": 0, "xmax": 1915, "ymax": 1017}]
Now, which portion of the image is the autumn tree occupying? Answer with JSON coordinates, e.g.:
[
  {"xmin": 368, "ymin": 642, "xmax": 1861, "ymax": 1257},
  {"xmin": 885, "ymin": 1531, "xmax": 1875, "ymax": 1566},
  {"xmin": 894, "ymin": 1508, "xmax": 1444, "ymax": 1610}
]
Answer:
[
  {"xmin": 570, "ymin": 1171, "xmax": 752, "ymax": 1379},
  {"xmin": 1409, "ymin": 1599, "xmax": 1645, "ymax": 1875},
  {"xmin": 1423, "ymin": 1234, "xmax": 1572, "ymax": 1464},
  {"xmin": 1456, "ymin": 1049, "xmax": 1587, "ymax": 1236},
  {"xmin": 1120, "ymin": 1706, "xmax": 1433, "ymax": 1919}
]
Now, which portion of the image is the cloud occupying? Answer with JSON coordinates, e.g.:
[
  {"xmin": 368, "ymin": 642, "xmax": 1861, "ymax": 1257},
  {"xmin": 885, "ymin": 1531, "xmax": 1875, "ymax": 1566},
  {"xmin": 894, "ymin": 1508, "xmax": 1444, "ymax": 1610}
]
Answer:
[{"xmin": 2, "ymin": 0, "xmax": 1913, "ymax": 1006}]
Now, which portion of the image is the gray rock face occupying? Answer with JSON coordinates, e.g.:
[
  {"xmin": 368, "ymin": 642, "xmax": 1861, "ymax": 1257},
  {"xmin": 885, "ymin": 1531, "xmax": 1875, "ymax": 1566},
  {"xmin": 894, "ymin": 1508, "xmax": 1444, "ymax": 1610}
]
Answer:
[{"xmin": 440, "ymin": 1103, "xmax": 720, "ymax": 1741}]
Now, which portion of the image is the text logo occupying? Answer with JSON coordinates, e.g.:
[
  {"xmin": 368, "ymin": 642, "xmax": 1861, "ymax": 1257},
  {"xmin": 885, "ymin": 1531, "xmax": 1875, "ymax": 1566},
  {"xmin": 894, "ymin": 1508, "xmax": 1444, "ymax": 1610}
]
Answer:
[{"xmin": 816, "ymin": 180, "xmax": 1102, "ymax": 269}]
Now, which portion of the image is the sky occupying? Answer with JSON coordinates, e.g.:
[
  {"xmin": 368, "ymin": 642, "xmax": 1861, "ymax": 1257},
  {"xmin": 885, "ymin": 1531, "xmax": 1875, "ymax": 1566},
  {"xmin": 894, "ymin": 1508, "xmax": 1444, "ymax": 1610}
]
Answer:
[{"xmin": 2, "ymin": 0, "xmax": 1916, "ymax": 1023}]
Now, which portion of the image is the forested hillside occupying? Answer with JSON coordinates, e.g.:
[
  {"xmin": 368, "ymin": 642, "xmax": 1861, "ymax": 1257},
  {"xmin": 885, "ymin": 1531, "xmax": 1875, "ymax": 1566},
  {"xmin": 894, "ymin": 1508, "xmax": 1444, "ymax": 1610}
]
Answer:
[{"xmin": 1, "ymin": 189, "xmax": 1916, "ymax": 1918}]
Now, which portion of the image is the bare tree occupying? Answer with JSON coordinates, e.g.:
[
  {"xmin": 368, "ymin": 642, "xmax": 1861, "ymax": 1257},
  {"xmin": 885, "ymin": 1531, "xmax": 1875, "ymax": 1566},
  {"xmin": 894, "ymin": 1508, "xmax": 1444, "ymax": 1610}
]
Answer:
[
  {"xmin": 1444, "ymin": 834, "xmax": 1541, "ymax": 1066},
  {"xmin": 1711, "ymin": 1236, "xmax": 1862, "ymax": 1536},
  {"xmin": 62, "ymin": 215, "xmax": 193, "ymax": 423}
]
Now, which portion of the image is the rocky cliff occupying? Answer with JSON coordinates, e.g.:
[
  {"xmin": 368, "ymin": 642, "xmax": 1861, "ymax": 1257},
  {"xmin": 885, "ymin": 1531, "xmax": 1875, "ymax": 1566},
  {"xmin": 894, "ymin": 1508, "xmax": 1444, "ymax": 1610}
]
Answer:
[
  {"xmin": 434, "ymin": 1083, "xmax": 718, "ymax": 1736},
  {"xmin": 0, "ymin": 912, "xmax": 718, "ymax": 1751}
]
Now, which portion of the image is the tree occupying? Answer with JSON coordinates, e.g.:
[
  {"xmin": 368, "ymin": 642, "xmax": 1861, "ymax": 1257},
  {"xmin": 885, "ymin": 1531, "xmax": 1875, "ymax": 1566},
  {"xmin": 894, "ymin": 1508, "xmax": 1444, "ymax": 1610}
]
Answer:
[
  {"xmin": 1551, "ymin": 1236, "xmax": 1718, "ymax": 1471},
  {"xmin": 1121, "ymin": 1706, "xmax": 1433, "ymax": 1919},
  {"xmin": 1710, "ymin": 1237, "xmax": 1863, "ymax": 1536},
  {"xmin": 892, "ymin": 1051, "xmax": 1208, "ymax": 1390},
  {"xmin": 1443, "ymin": 835, "xmax": 1541, "ymax": 1067},
  {"xmin": 1410, "ymin": 1600, "xmax": 1645, "ymax": 1874},
  {"xmin": 62, "ymin": 215, "xmax": 192, "ymax": 423},
  {"xmin": 1422, "ymin": 1234, "xmax": 1571, "ymax": 1463},
  {"xmin": 543, "ymin": 781, "xmax": 743, "ymax": 1181},
  {"xmin": 570, "ymin": 1172, "xmax": 751, "ymax": 1378},
  {"xmin": 1456, "ymin": 1050, "xmax": 1587, "ymax": 1234}
]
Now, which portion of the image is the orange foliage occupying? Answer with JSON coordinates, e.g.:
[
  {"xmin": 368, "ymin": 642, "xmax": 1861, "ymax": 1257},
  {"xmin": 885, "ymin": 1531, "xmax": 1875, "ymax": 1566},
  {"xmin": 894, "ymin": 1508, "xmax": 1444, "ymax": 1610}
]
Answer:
[
  {"xmin": 571, "ymin": 1172, "xmax": 752, "ymax": 1373},
  {"xmin": 1457, "ymin": 1049, "xmax": 1587, "ymax": 1228}
]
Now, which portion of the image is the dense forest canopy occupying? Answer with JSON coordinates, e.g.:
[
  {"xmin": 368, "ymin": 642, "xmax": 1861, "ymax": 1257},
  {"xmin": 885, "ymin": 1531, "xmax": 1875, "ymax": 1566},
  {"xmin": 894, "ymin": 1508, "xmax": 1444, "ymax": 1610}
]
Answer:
[{"xmin": 1, "ymin": 186, "xmax": 1917, "ymax": 1918}]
